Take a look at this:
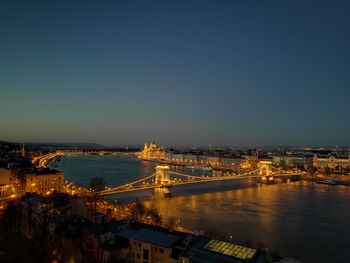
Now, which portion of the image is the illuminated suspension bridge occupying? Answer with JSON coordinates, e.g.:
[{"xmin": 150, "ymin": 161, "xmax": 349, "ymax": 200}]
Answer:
[{"xmin": 98, "ymin": 163, "xmax": 304, "ymax": 196}]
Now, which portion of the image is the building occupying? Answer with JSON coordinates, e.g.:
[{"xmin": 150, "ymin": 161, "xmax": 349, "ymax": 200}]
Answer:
[
  {"xmin": 313, "ymin": 154, "xmax": 350, "ymax": 171},
  {"xmin": 196, "ymin": 155, "xmax": 208, "ymax": 166},
  {"xmin": 18, "ymin": 193, "xmax": 45, "ymax": 238},
  {"xmin": 221, "ymin": 158, "xmax": 241, "ymax": 170},
  {"xmin": 0, "ymin": 168, "xmax": 11, "ymax": 198},
  {"xmin": 171, "ymin": 154, "xmax": 184, "ymax": 163},
  {"xmin": 164, "ymin": 152, "xmax": 173, "ymax": 161},
  {"xmin": 83, "ymin": 220, "xmax": 130, "ymax": 263},
  {"xmin": 118, "ymin": 224, "xmax": 190, "ymax": 263},
  {"xmin": 180, "ymin": 237, "xmax": 265, "ymax": 263},
  {"xmin": 18, "ymin": 192, "xmax": 89, "ymax": 239},
  {"xmin": 0, "ymin": 184, "xmax": 11, "ymax": 198},
  {"xmin": 0, "ymin": 168, "xmax": 10, "ymax": 185},
  {"xmin": 142, "ymin": 142, "xmax": 165, "ymax": 160},
  {"xmin": 240, "ymin": 155, "xmax": 258, "ymax": 170},
  {"xmin": 207, "ymin": 157, "xmax": 221, "ymax": 167},
  {"xmin": 24, "ymin": 168, "xmax": 64, "ymax": 194},
  {"xmin": 272, "ymin": 155, "xmax": 311, "ymax": 169},
  {"xmin": 21, "ymin": 144, "xmax": 26, "ymax": 158}
]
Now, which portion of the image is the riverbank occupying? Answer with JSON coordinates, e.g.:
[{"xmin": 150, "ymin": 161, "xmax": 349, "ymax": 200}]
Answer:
[
  {"xmin": 140, "ymin": 157, "xmax": 246, "ymax": 173},
  {"xmin": 57, "ymin": 155, "xmax": 350, "ymax": 263}
]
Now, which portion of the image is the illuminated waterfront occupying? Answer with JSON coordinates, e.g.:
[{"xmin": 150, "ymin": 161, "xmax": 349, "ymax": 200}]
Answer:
[
  {"xmin": 58, "ymin": 155, "xmax": 350, "ymax": 263},
  {"xmin": 147, "ymin": 182, "xmax": 350, "ymax": 263},
  {"xmin": 58, "ymin": 155, "xmax": 156, "ymax": 187}
]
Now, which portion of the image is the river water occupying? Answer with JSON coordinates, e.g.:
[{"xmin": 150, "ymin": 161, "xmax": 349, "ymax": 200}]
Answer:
[{"xmin": 58, "ymin": 155, "xmax": 350, "ymax": 263}]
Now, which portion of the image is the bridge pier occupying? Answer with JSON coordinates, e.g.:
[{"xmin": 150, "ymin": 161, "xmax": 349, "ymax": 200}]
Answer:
[
  {"xmin": 258, "ymin": 161, "xmax": 275, "ymax": 184},
  {"xmin": 155, "ymin": 165, "xmax": 172, "ymax": 197},
  {"xmin": 260, "ymin": 175, "xmax": 275, "ymax": 184},
  {"xmin": 258, "ymin": 161, "xmax": 272, "ymax": 176},
  {"xmin": 155, "ymin": 165, "xmax": 170, "ymax": 184}
]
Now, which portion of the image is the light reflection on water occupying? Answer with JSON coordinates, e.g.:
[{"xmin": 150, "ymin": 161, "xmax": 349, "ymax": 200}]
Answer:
[
  {"xmin": 152, "ymin": 182, "xmax": 350, "ymax": 263},
  {"xmin": 58, "ymin": 156, "xmax": 350, "ymax": 263}
]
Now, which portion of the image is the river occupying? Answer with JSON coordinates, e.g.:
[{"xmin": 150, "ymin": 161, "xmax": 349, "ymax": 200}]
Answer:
[{"xmin": 58, "ymin": 155, "xmax": 350, "ymax": 263}]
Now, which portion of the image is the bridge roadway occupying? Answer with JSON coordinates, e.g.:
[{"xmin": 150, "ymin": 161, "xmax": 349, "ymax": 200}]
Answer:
[
  {"xmin": 32, "ymin": 151, "xmax": 136, "ymax": 168},
  {"xmin": 30, "ymin": 154, "xmax": 304, "ymax": 197},
  {"xmin": 32, "ymin": 152, "xmax": 64, "ymax": 168},
  {"xmin": 99, "ymin": 169, "xmax": 305, "ymax": 196},
  {"xmin": 61, "ymin": 150, "xmax": 137, "ymax": 156}
]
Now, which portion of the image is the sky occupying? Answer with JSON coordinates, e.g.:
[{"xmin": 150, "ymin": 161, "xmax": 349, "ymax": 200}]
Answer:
[{"xmin": 0, "ymin": 0, "xmax": 349, "ymax": 147}]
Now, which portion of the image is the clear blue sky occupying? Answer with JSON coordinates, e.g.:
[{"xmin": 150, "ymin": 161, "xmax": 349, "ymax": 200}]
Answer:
[{"xmin": 1, "ymin": 0, "xmax": 349, "ymax": 147}]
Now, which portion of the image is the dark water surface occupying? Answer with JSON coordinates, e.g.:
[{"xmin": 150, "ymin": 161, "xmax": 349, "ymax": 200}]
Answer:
[{"xmin": 58, "ymin": 155, "xmax": 350, "ymax": 263}]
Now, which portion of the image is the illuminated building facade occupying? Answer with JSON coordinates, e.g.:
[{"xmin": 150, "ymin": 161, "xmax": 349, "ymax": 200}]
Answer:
[
  {"xmin": 0, "ymin": 184, "xmax": 11, "ymax": 198},
  {"xmin": 0, "ymin": 168, "xmax": 12, "ymax": 198},
  {"xmin": 0, "ymin": 168, "xmax": 10, "ymax": 185},
  {"xmin": 18, "ymin": 192, "xmax": 88, "ymax": 239},
  {"xmin": 21, "ymin": 144, "xmax": 26, "ymax": 158},
  {"xmin": 180, "ymin": 237, "xmax": 260, "ymax": 263},
  {"xmin": 164, "ymin": 153, "xmax": 243, "ymax": 169},
  {"xmin": 313, "ymin": 155, "xmax": 350, "ymax": 171},
  {"xmin": 272, "ymin": 155, "xmax": 312, "ymax": 169},
  {"xmin": 118, "ymin": 227, "xmax": 186, "ymax": 263},
  {"xmin": 142, "ymin": 142, "xmax": 165, "ymax": 160},
  {"xmin": 25, "ymin": 170, "xmax": 64, "ymax": 194},
  {"xmin": 240, "ymin": 155, "xmax": 258, "ymax": 169}
]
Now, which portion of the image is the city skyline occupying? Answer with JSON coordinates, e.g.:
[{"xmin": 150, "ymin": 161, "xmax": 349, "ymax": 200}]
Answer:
[{"xmin": 1, "ymin": 1, "xmax": 350, "ymax": 146}]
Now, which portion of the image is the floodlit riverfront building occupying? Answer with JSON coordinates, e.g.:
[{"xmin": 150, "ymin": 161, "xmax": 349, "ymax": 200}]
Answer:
[
  {"xmin": 313, "ymin": 154, "xmax": 350, "ymax": 171},
  {"xmin": 118, "ymin": 224, "xmax": 189, "ymax": 263},
  {"xmin": 0, "ymin": 184, "xmax": 11, "ymax": 198},
  {"xmin": 24, "ymin": 169, "xmax": 64, "ymax": 195},
  {"xmin": 0, "ymin": 168, "xmax": 12, "ymax": 198},
  {"xmin": 180, "ymin": 237, "xmax": 264, "ymax": 263},
  {"xmin": 272, "ymin": 155, "xmax": 312, "ymax": 169},
  {"xmin": 142, "ymin": 142, "xmax": 165, "ymax": 160}
]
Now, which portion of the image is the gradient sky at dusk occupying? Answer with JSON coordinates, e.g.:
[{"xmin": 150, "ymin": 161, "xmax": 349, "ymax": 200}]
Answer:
[{"xmin": 1, "ymin": 1, "xmax": 349, "ymax": 146}]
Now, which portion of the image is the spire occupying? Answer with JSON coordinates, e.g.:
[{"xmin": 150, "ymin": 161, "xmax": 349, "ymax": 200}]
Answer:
[{"xmin": 21, "ymin": 144, "xmax": 25, "ymax": 157}]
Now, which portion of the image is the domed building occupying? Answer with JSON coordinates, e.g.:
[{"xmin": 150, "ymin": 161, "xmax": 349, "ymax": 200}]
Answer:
[{"xmin": 141, "ymin": 142, "xmax": 165, "ymax": 160}]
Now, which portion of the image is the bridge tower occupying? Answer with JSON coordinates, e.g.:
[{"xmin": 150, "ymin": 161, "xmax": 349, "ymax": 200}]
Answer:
[
  {"xmin": 155, "ymin": 165, "xmax": 171, "ymax": 197},
  {"xmin": 155, "ymin": 165, "xmax": 170, "ymax": 185},
  {"xmin": 258, "ymin": 161, "xmax": 272, "ymax": 176},
  {"xmin": 258, "ymin": 161, "xmax": 274, "ymax": 183}
]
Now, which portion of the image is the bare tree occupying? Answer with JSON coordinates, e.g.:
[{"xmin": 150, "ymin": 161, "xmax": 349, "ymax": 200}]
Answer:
[
  {"xmin": 145, "ymin": 208, "xmax": 161, "ymax": 226},
  {"xmin": 89, "ymin": 177, "xmax": 106, "ymax": 192},
  {"xmin": 131, "ymin": 202, "xmax": 146, "ymax": 222},
  {"xmin": 89, "ymin": 177, "xmax": 106, "ymax": 217}
]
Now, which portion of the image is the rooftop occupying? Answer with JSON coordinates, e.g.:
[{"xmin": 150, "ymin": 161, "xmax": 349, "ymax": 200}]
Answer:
[
  {"xmin": 181, "ymin": 237, "xmax": 261, "ymax": 263},
  {"xmin": 118, "ymin": 228, "xmax": 180, "ymax": 248},
  {"xmin": 34, "ymin": 168, "xmax": 61, "ymax": 175},
  {"xmin": 204, "ymin": 239, "xmax": 257, "ymax": 261},
  {"xmin": 84, "ymin": 220, "xmax": 128, "ymax": 237}
]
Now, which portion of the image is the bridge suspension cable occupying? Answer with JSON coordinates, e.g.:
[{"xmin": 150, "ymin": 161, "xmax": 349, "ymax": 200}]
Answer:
[
  {"xmin": 99, "ymin": 172, "xmax": 160, "ymax": 194},
  {"xmin": 169, "ymin": 168, "xmax": 262, "ymax": 179},
  {"xmin": 97, "ymin": 165, "xmax": 300, "ymax": 196},
  {"xmin": 271, "ymin": 166, "xmax": 287, "ymax": 173},
  {"xmin": 168, "ymin": 171, "xmax": 213, "ymax": 180},
  {"xmin": 167, "ymin": 168, "xmax": 263, "ymax": 183}
]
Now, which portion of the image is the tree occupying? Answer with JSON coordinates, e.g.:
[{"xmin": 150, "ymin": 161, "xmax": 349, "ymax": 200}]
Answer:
[
  {"xmin": 89, "ymin": 177, "xmax": 106, "ymax": 217},
  {"xmin": 2, "ymin": 201, "xmax": 18, "ymax": 232},
  {"xmin": 306, "ymin": 165, "xmax": 317, "ymax": 181},
  {"xmin": 131, "ymin": 202, "xmax": 146, "ymax": 222},
  {"xmin": 280, "ymin": 159, "xmax": 288, "ymax": 171},
  {"xmin": 145, "ymin": 208, "xmax": 161, "ymax": 226},
  {"xmin": 324, "ymin": 166, "xmax": 331, "ymax": 179},
  {"xmin": 89, "ymin": 177, "xmax": 106, "ymax": 192}
]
